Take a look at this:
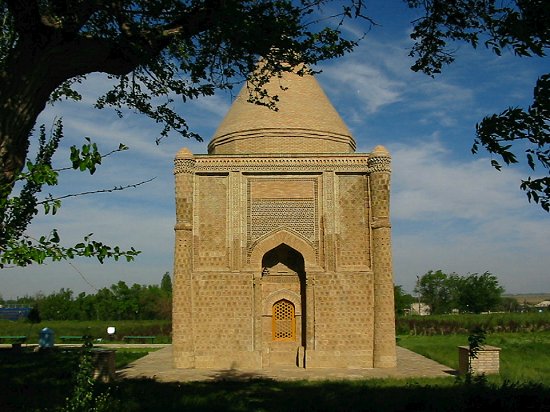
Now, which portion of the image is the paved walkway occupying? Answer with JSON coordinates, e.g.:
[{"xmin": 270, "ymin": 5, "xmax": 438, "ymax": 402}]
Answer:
[{"xmin": 117, "ymin": 345, "xmax": 456, "ymax": 382}]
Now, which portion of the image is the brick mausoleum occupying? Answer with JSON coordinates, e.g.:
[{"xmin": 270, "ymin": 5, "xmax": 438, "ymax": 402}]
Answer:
[{"xmin": 172, "ymin": 66, "xmax": 396, "ymax": 369}]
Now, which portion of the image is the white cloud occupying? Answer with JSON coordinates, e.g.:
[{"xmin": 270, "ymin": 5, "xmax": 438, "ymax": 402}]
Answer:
[
  {"xmin": 391, "ymin": 138, "xmax": 525, "ymax": 221},
  {"xmin": 322, "ymin": 60, "xmax": 405, "ymax": 113}
]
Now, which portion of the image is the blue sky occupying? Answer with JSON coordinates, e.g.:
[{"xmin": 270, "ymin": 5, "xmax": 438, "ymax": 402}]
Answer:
[{"xmin": 2, "ymin": 2, "xmax": 549, "ymax": 298}]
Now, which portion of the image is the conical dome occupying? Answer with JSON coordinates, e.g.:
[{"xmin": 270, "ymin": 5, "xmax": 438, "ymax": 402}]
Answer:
[{"xmin": 208, "ymin": 67, "xmax": 356, "ymax": 155}]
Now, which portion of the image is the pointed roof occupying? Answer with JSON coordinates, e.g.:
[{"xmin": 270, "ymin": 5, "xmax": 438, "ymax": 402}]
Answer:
[{"xmin": 208, "ymin": 67, "xmax": 356, "ymax": 155}]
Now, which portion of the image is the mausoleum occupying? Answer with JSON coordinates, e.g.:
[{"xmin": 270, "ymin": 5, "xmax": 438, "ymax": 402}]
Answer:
[{"xmin": 172, "ymin": 66, "xmax": 396, "ymax": 369}]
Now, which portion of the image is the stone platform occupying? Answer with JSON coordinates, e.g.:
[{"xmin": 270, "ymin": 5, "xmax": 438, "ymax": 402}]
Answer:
[{"xmin": 116, "ymin": 345, "xmax": 455, "ymax": 382}]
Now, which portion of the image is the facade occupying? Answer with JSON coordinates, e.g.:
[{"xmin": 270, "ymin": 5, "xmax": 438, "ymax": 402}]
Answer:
[{"xmin": 172, "ymin": 68, "xmax": 396, "ymax": 369}]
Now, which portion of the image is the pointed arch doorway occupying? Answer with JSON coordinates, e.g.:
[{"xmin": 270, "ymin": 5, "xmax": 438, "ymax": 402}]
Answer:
[{"xmin": 260, "ymin": 243, "xmax": 307, "ymax": 367}]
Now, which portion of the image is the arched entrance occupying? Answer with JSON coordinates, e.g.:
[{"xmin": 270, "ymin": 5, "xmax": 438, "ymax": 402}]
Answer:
[{"xmin": 261, "ymin": 243, "xmax": 306, "ymax": 367}]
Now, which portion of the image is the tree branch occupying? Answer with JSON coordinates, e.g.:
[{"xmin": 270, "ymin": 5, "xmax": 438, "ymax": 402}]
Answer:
[{"xmin": 38, "ymin": 177, "xmax": 155, "ymax": 205}]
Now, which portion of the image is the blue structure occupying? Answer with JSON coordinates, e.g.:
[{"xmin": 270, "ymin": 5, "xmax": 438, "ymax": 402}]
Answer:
[{"xmin": 0, "ymin": 307, "xmax": 31, "ymax": 321}]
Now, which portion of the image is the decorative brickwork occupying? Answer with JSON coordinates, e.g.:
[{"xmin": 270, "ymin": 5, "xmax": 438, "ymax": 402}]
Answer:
[
  {"xmin": 195, "ymin": 175, "xmax": 229, "ymax": 269},
  {"xmin": 172, "ymin": 67, "xmax": 396, "ymax": 370},
  {"xmin": 337, "ymin": 174, "xmax": 370, "ymax": 268},
  {"xmin": 191, "ymin": 273, "xmax": 252, "ymax": 353}
]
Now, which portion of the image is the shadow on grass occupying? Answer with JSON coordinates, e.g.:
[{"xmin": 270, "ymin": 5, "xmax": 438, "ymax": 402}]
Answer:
[
  {"xmin": 109, "ymin": 376, "xmax": 550, "ymax": 412},
  {"xmin": 2, "ymin": 348, "xmax": 550, "ymax": 412}
]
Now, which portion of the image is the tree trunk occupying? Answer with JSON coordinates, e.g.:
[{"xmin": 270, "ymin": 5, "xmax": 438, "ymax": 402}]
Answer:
[{"xmin": 0, "ymin": 37, "xmax": 67, "ymax": 192}]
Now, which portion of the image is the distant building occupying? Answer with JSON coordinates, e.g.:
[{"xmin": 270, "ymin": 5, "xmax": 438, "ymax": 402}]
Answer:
[{"xmin": 410, "ymin": 302, "xmax": 431, "ymax": 316}]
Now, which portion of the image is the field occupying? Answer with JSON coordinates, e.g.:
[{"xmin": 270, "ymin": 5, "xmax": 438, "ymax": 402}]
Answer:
[
  {"xmin": 0, "ymin": 319, "xmax": 172, "ymax": 343},
  {"xmin": 505, "ymin": 293, "xmax": 550, "ymax": 305},
  {"xmin": 2, "ymin": 315, "xmax": 550, "ymax": 411}
]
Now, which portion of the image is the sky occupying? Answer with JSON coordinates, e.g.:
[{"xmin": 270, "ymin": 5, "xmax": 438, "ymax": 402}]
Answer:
[{"xmin": 2, "ymin": 1, "xmax": 549, "ymax": 299}]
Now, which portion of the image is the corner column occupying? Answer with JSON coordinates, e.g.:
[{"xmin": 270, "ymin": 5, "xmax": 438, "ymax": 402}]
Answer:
[
  {"xmin": 369, "ymin": 146, "xmax": 397, "ymax": 368},
  {"xmin": 172, "ymin": 148, "xmax": 195, "ymax": 368}
]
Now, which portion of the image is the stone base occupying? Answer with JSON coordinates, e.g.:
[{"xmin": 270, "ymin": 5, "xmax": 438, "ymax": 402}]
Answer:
[
  {"xmin": 91, "ymin": 349, "xmax": 116, "ymax": 383},
  {"xmin": 306, "ymin": 349, "xmax": 375, "ymax": 368},
  {"xmin": 458, "ymin": 345, "xmax": 500, "ymax": 375},
  {"xmin": 174, "ymin": 350, "xmax": 262, "ymax": 369},
  {"xmin": 173, "ymin": 348, "xmax": 396, "ymax": 369}
]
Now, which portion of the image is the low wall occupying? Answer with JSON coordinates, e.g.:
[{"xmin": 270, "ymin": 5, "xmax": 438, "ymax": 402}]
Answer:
[{"xmin": 458, "ymin": 345, "xmax": 500, "ymax": 375}]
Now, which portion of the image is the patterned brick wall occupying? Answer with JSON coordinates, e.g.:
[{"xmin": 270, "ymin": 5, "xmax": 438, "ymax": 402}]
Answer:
[
  {"xmin": 196, "ymin": 175, "xmax": 229, "ymax": 269},
  {"xmin": 192, "ymin": 273, "xmax": 253, "ymax": 353},
  {"xmin": 337, "ymin": 174, "xmax": 370, "ymax": 268},
  {"xmin": 314, "ymin": 272, "xmax": 373, "ymax": 351}
]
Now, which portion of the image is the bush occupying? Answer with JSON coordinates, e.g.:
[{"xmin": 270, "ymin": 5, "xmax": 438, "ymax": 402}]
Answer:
[{"xmin": 397, "ymin": 312, "xmax": 550, "ymax": 335}]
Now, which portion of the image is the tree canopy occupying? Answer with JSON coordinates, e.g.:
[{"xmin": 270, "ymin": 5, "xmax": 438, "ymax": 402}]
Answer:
[
  {"xmin": 415, "ymin": 270, "xmax": 505, "ymax": 314},
  {"xmin": 0, "ymin": 0, "xmax": 362, "ymax": 265}
]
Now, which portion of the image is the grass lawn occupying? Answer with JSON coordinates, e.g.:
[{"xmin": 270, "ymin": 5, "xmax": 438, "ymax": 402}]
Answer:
[{"xmin": 397, "ymin": 330, "xmax": 550, "ymax": 384}]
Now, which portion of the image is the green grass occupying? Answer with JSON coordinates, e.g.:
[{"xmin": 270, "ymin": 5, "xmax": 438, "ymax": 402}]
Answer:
[
  {"xmin": 398, "ymin": 330, "xmax": 550, "ymax": 384},
  {"xmin": 114, "ymin": 348, "xmax": 160, "ymax": 369},
  {"xmin": 0, "ymin": 319, "xmax": 172, "ymax": 343}
]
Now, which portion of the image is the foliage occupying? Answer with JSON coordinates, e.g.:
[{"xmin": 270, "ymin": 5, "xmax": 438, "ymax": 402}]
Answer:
[
  {"xmin": 415, "ymin": 270, "xmax": 455, "ymax": 314},
  {"xmin": 394, "ymin": 285, "xmax": 415, "ymax": 316},
  {"xmin": 473, "ymin": 74, "xmax": 550, "ymax": 211},
  {"xmin": 0, "ymin": 0, "xmax": 547, "ymax": 272},
  {"xmin": 0, "ymin": 119, "xmax": 140, "ymax": 267},
  {"xmin": 59, "ymin": 352, "xmax": 112, "ymax": 412},
  {"xmin": 27, "ymin": 304, "xmax": 41, "ymax": 324},
  {"xmin": 455, "ymin": 272, "xmax": 504, "ymax": 314},
  {"xmin": 0, "ymin": 319, "xmax": 172, "ymax": 343},
  {"xmin": 466, "ymin": 326, "xmax": 487, "ymax": 378},
  {"xmin": 499, "ymin": 297, "xmax": 522, "ymax": 313},
  {"xmin": 0, "ymin": 0, "xmax": 361, "ymax": 183},
  {"xmin": 396, "ymin": 312, "xmax": 550, "ymax": 336},
  {"xmin": 415, "ymin": 270, "xmax": 505, "ymax": 314},
  {"xmin": 3, "ymin": 274, "xmax": 172, "ymax": 322},
  {"xmin": 407, "ymin": 0, "xmax": 550, "ymax": 211},
  {"xmin": 160, "ymin": 271, "xmax": 173, "ymax": 293}
]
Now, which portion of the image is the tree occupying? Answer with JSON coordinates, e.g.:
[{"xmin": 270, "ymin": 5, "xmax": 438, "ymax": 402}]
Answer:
[
  {"xmin": 455, "ymin": 272, "xmax": 504, "ymax": 314},
  {"xmin": 498, "ymin": 296, "xmax": 521, "ymax": 313},
  {"xmin": 37, "ymin": 288, "xmax": 77, "ymax": 320},
  {"xmin": 415, "ymin": 270, "xmax": 456, "ymax": 315},
  {"xmin": 416, "ymin": 270, "xmax": 505, "ymax": 314},
  {"xmin": 0, "ymin": 0, "xmax": 361, "ymax": 265},
  {"xmin": 407, "ymin": 0, "xmax": 549, "ymax": 211},
  {"xmin": 27, "ymin": 304, "xmax": 41, "ymax": 324},
  {"xmin": 394, "ymin": 285, "xmax": 415, "ymax": 316},
  {"xmin": 160, "ymin": 272, "xmax": 172, "ymax": 294}
]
